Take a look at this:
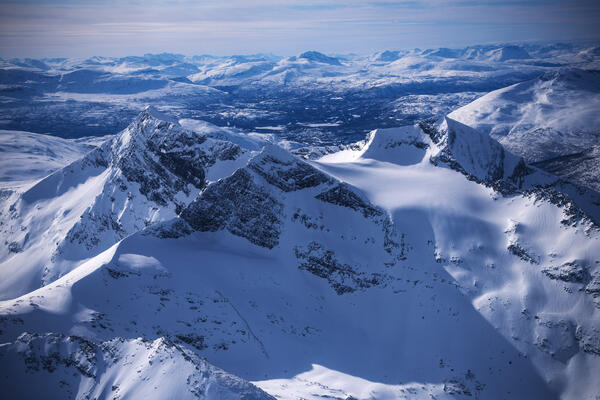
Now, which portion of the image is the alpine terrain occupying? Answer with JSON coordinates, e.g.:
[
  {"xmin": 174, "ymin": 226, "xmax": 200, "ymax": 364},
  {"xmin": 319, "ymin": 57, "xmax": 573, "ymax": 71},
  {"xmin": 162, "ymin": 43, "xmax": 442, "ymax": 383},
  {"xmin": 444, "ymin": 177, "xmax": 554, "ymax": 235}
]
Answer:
[{"xmin": 1, "ymin": 42, "xmax": 600, "ymax": 399}]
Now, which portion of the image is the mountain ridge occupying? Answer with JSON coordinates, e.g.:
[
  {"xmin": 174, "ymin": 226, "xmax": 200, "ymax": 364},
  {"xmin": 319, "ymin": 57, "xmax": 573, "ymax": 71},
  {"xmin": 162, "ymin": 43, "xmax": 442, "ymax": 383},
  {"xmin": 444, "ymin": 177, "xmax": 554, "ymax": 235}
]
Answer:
[{"xmin": 1, "ymin": 106, "xmax": 600, "ymax": 399}]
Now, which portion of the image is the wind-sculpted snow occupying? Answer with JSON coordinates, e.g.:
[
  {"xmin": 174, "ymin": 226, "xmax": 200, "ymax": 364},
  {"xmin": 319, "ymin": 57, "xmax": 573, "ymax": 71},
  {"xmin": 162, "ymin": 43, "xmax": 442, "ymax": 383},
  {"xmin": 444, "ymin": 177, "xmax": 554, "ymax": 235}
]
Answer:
[
  {"xmin": 0, "ymin": 130, "xmax": 96, "ymax": 190},
  {"xmin": 431, "ymin": 117, "xmax": 509, "ymax": 182},
  {"xmin": 419, "ymin": 118, "xmax": 600, "ymax": 227},
  {"xmin": 586, "ymin": 272, "xmax": 600, "ymax": 309},
  {"xmin": 319, "ymin": 118, "xmax": 600, "ymax": 229},
  {"xmin": 359, "ymin": 124, "xmax": 430, "ymax": 165}
]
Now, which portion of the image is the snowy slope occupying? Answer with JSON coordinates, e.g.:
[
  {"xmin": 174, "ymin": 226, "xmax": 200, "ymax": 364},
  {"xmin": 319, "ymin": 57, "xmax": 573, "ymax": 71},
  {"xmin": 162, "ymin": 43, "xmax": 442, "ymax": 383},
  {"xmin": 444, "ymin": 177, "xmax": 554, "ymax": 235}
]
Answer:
[
  {"xmin": 0, "ymin": 130, "xmax": 95, "ymax": 190},
  {"xmin": 1, "ymin": 110, "xmax": 599, "ymax": 399},
  {"xmin": 320, "ymin": 117, "xmax": 600, "ymax": 227},
  {"xmin": 313, "ymin": 125, "xmax": 600, "ymax": 399},
  {"xmin": 449, "ymin": 69, "xmax": 600, "ymax": 163}
]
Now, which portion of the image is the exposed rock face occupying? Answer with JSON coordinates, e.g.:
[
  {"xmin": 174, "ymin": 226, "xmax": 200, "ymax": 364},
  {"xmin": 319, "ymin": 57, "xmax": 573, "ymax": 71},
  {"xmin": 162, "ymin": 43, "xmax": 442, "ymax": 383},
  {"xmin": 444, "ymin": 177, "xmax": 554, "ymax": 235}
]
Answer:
[
  {"xmin": 293, "ymin": 141, "xmax": 364, "ymax": 160},
  {"xmin": 316, "ymin": 183, "xmax": 383, "ymax": 219},
  {"xmin": 60, "ymin": 107, "xmax": 248, "ymax": 255},
  {"xmin": 422, "ymin": 117, "xmax": 600, "ymax": 228},
  {"xmin": 507, "ymin": 243, "xmax": 539, "ymax": 264},
  {"xmin": 15, "ymin": 333, "xmax": 98, "ymax": 378},
  {"xmin": 181, "ymin": 169, "xmax": 283, "ymax": 249},
  {"xmin": 542, "ymin": 261, "xmax": 590, "ymax": 283},
  {"xmin": 143, "ymin": 219, "xmax": 194, "ymax": 239},
  {"xmin": 249, "ymin": 145, "xmax": 332, "ymax": 192},
  {"xmin": 523, "ymin": 186, "xmax": 598, "ymax": 229},
  {"xmin": 533, "ymin": 146, "xmax": 600, "ymax": 193},
  {"xmin": 507, "ymin": 158, "xmax": 534, "ymax": 187},
  {"xmin": 112, "ymin": 106, "xmax": 242, "ymax": 206},
  {"xmin": 0, "ymin": 106, "xmax": 254, "ymax": 294},
  {"xmin": 180, "ymin": 145, "xmax": 393, "ymax": 251},
  {"xmin": 429, "ymin": 117, "xmax": 510, "ymax": 184},
  {"xmin": 295, "ymin": 242, "xmax": 390, "ymax": 295},
  {"xmin": 585, "ymin": 271, "xmax": 600, "ymax": 308},
  {"xmin": 575, "ymin": 326, "xmax": 600, "ymax": 356}
]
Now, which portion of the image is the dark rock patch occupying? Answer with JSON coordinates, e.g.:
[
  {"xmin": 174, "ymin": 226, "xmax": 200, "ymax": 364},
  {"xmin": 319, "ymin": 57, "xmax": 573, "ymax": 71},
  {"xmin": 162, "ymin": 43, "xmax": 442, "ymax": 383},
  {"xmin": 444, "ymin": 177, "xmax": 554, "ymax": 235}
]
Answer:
[
  {"xmin": 295, "ymin": 241, "xmax": 390, "ymax": 294},
  {"xmin": 181, "ymin": 169, "xmax": 283, "ymax": 249},
  {"xmin": 542, "ymin": 261, "xmax": 590, "ymax": 283},
  {"xmin": 315, "ymin": 183, "xmax": 383, "ymax": 219}
]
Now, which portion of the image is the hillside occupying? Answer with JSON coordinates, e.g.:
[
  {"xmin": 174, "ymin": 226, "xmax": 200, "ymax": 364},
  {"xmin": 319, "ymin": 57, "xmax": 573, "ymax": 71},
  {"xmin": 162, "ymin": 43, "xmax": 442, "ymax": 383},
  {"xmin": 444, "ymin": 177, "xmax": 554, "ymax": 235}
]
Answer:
[{"xmin": 1, "ymin": 109, "xmax": 599, "ymax": 399}]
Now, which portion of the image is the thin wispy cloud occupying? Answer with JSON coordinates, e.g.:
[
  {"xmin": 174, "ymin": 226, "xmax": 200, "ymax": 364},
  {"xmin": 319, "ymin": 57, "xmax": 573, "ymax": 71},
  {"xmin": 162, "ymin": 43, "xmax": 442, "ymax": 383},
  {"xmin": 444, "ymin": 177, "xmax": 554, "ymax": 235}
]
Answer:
[{"xmin": 1, "ymin": 0, "xmax": 599, "ymax": 57}]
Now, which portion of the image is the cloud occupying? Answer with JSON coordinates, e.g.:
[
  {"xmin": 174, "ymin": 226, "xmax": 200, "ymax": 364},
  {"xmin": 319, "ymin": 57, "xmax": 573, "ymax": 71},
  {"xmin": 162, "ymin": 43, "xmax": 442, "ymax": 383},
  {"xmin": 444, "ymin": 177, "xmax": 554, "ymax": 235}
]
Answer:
[{"xmin": 0, "ymin": 0, "xmax": 598, "ymax": 57}]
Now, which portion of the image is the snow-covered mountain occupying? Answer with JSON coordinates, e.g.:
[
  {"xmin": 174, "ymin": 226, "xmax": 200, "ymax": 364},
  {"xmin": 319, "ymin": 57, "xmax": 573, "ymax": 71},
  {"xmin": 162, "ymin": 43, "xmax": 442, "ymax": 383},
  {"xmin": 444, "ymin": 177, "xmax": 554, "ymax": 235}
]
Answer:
[
  {"xmin": 449, "ymin": 69, "xmax": 600, "ymax": 164},
  {"xmin": 2, "ymin": 42, "xmax": 598, "ymax": 144},
  {"xmin": 1, "ymin": 108, "xmax": 599, "ymax": 399},
  {"xmin": 0, "ymin": 106, "xmax": 254, "ymax": 300}
]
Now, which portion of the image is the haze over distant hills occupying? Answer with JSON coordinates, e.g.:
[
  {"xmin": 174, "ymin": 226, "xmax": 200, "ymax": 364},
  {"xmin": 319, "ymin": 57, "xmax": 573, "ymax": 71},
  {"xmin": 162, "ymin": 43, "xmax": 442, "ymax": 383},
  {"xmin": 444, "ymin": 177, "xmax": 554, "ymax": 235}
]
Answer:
[{"xmin": 1, "ymin": 42, "xmax": 598, "ymax": 143}]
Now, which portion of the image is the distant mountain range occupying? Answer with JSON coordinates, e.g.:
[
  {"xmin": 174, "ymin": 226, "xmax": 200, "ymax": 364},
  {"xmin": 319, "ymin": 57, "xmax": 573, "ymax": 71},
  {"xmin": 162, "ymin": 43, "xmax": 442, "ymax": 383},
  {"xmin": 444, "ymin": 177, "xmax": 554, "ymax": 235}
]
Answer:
[
  {"xmin": 1, "ymin": 42, "xmax": 598, "ymax": 143},
  {"xmin": 1, "ymin": 41, "xmax": 600, "ymax": 399}
]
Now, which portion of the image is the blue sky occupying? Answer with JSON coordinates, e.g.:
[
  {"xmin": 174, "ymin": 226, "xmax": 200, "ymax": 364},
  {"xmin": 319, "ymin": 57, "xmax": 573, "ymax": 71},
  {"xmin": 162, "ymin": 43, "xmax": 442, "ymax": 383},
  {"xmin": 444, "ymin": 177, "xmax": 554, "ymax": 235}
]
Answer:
[{"xmin": 1, "ymin": 0, "xmax": 599, "ymax": 57}]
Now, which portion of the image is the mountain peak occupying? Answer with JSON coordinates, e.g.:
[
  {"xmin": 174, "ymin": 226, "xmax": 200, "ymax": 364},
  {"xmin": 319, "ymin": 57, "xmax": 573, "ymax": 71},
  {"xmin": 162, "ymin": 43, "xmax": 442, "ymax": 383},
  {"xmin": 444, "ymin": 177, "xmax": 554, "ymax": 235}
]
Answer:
[
  {"xmin": 137, "ymin": 105, "xmax": 179, "ymax": 125},
  {"xmin": 254, "ymin": 142, "xmax": 296, "ymax": 161},
  {"xmin": 539, "ymin": 68, "xmax": 600, "ymax": 91},
  {"xmin": 298, "ymin": 51, "xmax": 342, "ymax": 66},
  {"xmin": 358, "ymin": 125, "xmax": 430, "ymax": 165},
  {"xmin": 488, "ymin": 45, "xmax": 530, "ymax": 61},
  {"xmin": 431, "ymin": 116, "xmax": 530, "ymax": 185},
  {"xmin": 372, "ymin": 50, "xmax": 403, "ymax": 62}
]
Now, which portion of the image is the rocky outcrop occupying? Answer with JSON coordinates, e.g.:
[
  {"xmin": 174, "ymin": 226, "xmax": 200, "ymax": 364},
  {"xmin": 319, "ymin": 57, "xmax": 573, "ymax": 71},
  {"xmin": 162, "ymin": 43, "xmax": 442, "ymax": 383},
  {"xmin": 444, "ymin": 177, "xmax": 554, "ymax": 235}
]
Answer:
[
  {"xmin": 575, "ymin": 326, "xmax": 600, "ymax": 356},
  {"xmin": 315, "ymin": 183, "xmax": 383, "ymax": 219},
  {"xmin": 585, "ymin": 271, "xmax": 600, "ymax": 308},
  {"xmin": 507, "ymin": 243, "xmax": 539, "ymax": 264},
  {"xmin": 542, "ymin": 261, "xmax": 590, "ymax": 283},
  {"xmin": 429, "ymin": 117, "xmax": 510, "ymax": 184},
  {"xmin": 533, "ymin": 146, "xmax": 600, "ymax": 193},
  {"xmin": 112, "ymin": 106, "xmax": 243, "ymax": 206},
  {"xmin": 423, "ymin": 117, "xmax": 600, "ymax": 228},
  {"xmin": 181, "ymin": 169, "xmax": 283, "ymax": 249},
  {"xmin": 295, "ymin": 241, "xmax": 390, "ymax": 295},
  {"xmin": 249, "ymin": 145, "xmax": 332, "ymax": 192},
  {"xmin": 59, "ymin": 107, "xmax": 248, "ymax": 255}
]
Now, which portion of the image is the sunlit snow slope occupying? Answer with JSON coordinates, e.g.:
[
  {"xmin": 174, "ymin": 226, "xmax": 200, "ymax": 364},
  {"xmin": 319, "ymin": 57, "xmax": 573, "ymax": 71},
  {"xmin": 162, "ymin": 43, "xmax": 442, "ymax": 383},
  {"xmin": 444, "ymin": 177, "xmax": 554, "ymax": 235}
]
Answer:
[
  {"xmin": 0, "ymin": 130, "xmax": 95, "ymax": 190},
  {"xmin": 449, "ymin": 69, "xmax": 600, "ymax": 163}
]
